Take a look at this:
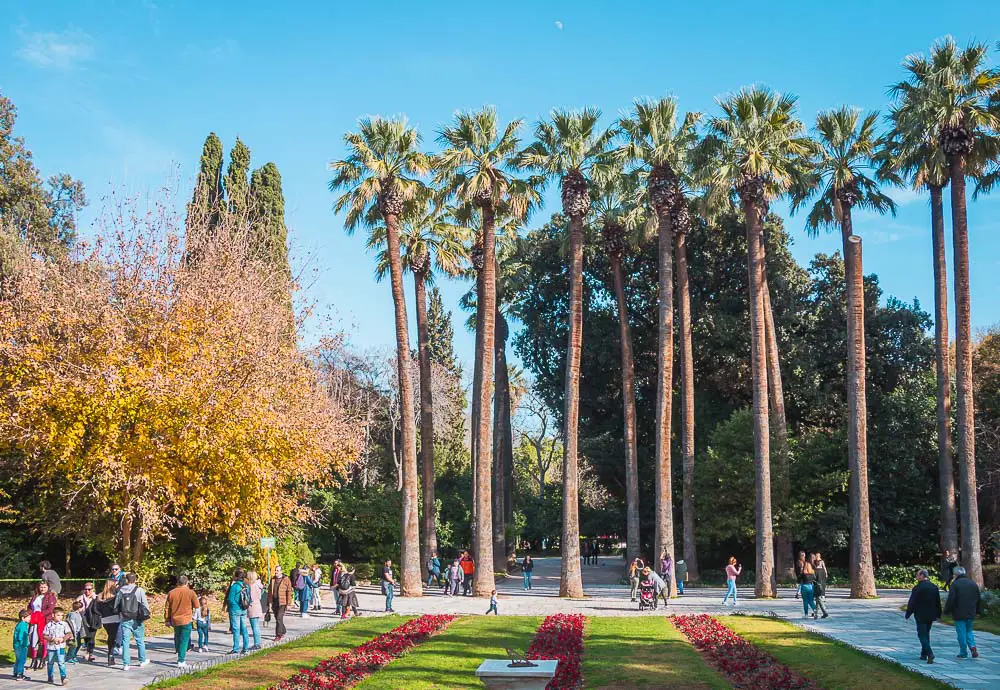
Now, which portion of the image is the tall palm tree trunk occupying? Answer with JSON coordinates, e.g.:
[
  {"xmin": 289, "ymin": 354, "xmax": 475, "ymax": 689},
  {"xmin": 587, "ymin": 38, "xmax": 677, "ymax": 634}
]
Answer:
[
  {"xmin": 654, "ymin": 209, "xmax": 676, "ymax": 595},
  {"xmin": 492, "ymin": 307, "xmax": 509, "ymax": 572},
  {"xmin": 763, "ymin": 281, "xmax": 793, "ymax": 581},
  {"xmin": 502, "ymin": 360, "xmax": 514, "ymax": 542},
  {"xmin": 930, "ymin": 184, "xmax": 958, "ymax": 556},
  {"xmin": 949, "ymin": 155, "xmax": 983, "ymax": 587},
  {"xmin": 561, "ymin": 212, "xmax": 586, "ymax": 598},
  {"xmin": 843, "ymin": 222, "xmax": 876, "ymax": 598},
  {"xmin": 472, "ymin": 208, "xmax": 497, "ymax": 597},
  {"xmin": 610, "ymin": 252, "xmax": 641, "ymax": 565},
  {"xmin": 385, "ymin": 211, "xmax": 422, "ymax": 596},
  {"xmin": 414, "ymin": 269, "xmax": 438, "ymax": 565},
  {"xmin": 675, "ymin": 228, "xmax": 698, "ymax": 580},
  {"xmin": 742, "ymin": 197, "xmax": 774, "ymax": 597},
  {"xmin": 471, "ymin": 335, "xmax": 481, "ymax": 547}
]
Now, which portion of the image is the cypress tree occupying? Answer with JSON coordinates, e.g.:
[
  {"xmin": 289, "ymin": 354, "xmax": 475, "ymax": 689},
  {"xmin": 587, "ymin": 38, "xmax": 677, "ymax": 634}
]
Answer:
[
  {"xmin": 185, "ymin": 133, "xmax": 225, "ymax": 255},
  {"xmin": 224, "ymin": 138, "xmax": 251, "ymax": 224},
  {"xmin": 249, "ymin": 162, "xmax": 289, "ymax": 277},
  {"xmin": 427, "ymin": 287, "xmax": 459, "ymax": 374}
]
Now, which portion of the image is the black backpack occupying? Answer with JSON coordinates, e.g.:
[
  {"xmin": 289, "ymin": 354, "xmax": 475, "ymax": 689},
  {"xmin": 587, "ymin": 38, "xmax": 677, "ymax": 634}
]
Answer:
[
  {"xmin": 118, "ymin": 589, "xmax": 140, "ymax": 621},
  {"xmin": 84, "ymin": 600, "xmax": 102, "ymax": 630},
  {"xmin": 236, "ymin": 584, "xmax": 251, "ymax": 611}
]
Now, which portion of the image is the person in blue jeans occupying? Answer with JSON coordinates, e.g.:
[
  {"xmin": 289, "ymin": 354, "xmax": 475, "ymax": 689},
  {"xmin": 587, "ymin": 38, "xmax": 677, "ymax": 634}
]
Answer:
[
  {"xmin": 12, "ymin": 609, "xmax": 31, "ymax": 680},
  {"xmin": 114, "ymin": 573, "xmax": 150, "ymax": 670},
  {"xmin": 723, "ymin": 557, "xmax": 741, "ymax": 606},
  {"xmin": 798, "ymin": 562, "xmax": 818, "ymax": 617},
  {"xmin": 225, "ymin": 568, "xmax": 250, "ymax": 654},
  {"xmin": 522, "ymin": 555, "xmax": 534, "ymax": 591},
  {"xmin": 297, "ymin": 566, "xmax": 313, "ymax": 616},
  {"xmin": 381, "ymin": 560, "xmax": 396, "ymax": 612},
  {"xmin": 945, "ymin": 566, "xmax": 983, "ymax": 659}
]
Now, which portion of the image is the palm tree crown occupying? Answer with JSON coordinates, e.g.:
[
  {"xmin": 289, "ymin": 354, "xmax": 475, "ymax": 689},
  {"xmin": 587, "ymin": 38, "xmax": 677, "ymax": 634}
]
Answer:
[
  {"xmin": 329, "ymin": 116, "xmax": 430, "ymax": 229},
  {"xmin": 791, "ymin": 107, "xmax": 897, "ymax": 234}
]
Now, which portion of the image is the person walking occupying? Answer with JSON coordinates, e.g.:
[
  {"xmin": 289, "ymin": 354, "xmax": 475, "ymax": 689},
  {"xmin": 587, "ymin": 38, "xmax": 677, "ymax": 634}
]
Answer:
[
  {"xmin": 382, "ymin": 560, "xmax": 397, "ymax": 612},
  {"xmin": 39, "ymin": 561, "xmax": 62, "ymax": 596},
  {"xmin": 629, "ymin": 558, "xmax": 642, "ymax": 602},
  {"xmin": 522, "ymin": 555, "xmax": 534, "ymax": 591},
  {"xmin": 164, "ymin": 575, "xmax": 200, "ymax": 667},
  {"xmin": 723, "ymin": 557, "xmax": 741, "ymax": 607},
  {"xmin": 426, "ymin": 553, "xmax": 442, "ymax": 588},
  {"xmin": 26, "ymin": 581, "xmax": 57, "ymax": 670},
  {"xmin": 447, "ymin": 560, "xmax": 462, "ymax": 597},
  {"xmin": 330, "ymin": 561, "xmax": 344, "ymax": 616},
  {"xmin": 75, "ymin": 582, "xmax": 99, "ymax": 662},
  {"xmin": 945, "ymin": 566, "xmax": 983, "ymax": 659},
  {"xmin": 224, "ymin": 568, "xmax": 250, "ymax": 655},
  {"xmin": 581, "ymin": 540, "xmax": 590, "ymax": 567},
  {"xmin": 645, "ymin": 567, "xmax": 668, "ymax": 609},
  {"xmin": 941, "ymin": 550, "xmax": 958, "ymax": 592},
  {"xmin": 660, "ymin": 552, "xmax": 674, "ymax": 600},
  {"xmin": 114, "ymin": 572, "xmax": 151, "ymax": 671},
  {"xmin": 798, "ymin": 561, "xmax": 818, "ymax": 618},
  {"xmin": 906, "ymin": 569, "xmax": 942, "ymax": 663},
  {"xmin": 193, "ymin": 596, "xmax": 211, "ymax": 652},
  {"xmin": 298, "ymin": 565, "xmax": 314, "ymax": 617},
  {"xmin": 267, "ymin": 565, "xmax": 293, "ymax": 642},
  {"xmin": 486, "ymin": 590, "xmax": 499, "ymax": 615},
  {"xmin": 675, "ymin": 559, "xmax": 688, "ymax": 595},
  {"xmin": 246, "ymin": 570, "xmax": 266, "ymax": 650},
  {"xmin": 43, "ymin": 607, "xmax": 72, "ymax": 686},
  {"xmin": 460, "ymin": 552, "xmax": 475, "ymax": 596},
  {"xmin": 812, "ymin": 553, "xmax": 830, "ymax": 619},
  {"xmin": 97, "ymin": 580, "xmax": 121, "ymax": 667},
  {"xmin": 794, "ymin": 551, "xmax": 806, "ymax": 599}
]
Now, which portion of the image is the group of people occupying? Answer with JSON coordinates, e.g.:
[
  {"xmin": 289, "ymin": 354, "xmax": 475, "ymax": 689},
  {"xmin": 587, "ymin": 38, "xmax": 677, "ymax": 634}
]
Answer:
[
  {"xmin": 424, "ymin": 551, "xmax": 477, "ymax": 597},
  {"xmin": 794, "ymin": 551, "xmax": 830, "ymax": 619},
  {"xmin": 581, "ymin": 540, "xmax": 602, "ymax": 565},
  {"xmin": 906, "ymin": 564, "xmax": 984, "ymax": 664},
  {"xmin": 628, "ymin": 552, "xmax": 689, "ymax": 608}
]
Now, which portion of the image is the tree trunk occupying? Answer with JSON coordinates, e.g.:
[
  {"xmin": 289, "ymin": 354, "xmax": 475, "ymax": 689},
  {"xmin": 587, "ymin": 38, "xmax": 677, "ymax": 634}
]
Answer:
[
  {"xmin": 385, "ymin": 210, "xmax": 423, "ymax": 596},
  {"xmin": 492, "ymin": 306, "xmax": 508, "ymax": 572},
  {"xmin": 472, "ymin": 206, "xmax": 497, "ymax": 597},
  {"xmin": 743, "ymin": 199, "xmax": 775, "ymax": 597},
  {"xmin": 560, "ymin": 212, "xmax": 585, "ymax": 598},
  {"xmin": 500, "ymin": 313, "xmax": 515, "ymax": 550},
  {"xmin": 654, "ymin": 209, "xmax": 676, "ymax": 596},
  {"xmin": 949, "ymin": 155, "xmax": 983, "ymax": 587},
  {"xmin": 610, "ymin": 253, "xmax": 641, "ymax": 565},
  {"xmin": 930, "ymin": 184, "xmax": 958, "ymax": 556},
  {"xmin": 674, "ymin": 230, "xmax": 698, "ymax": 581},
  {"xmin": 122, "ymin": 513, "xmax": 132, "ymax": 566},
  {"xmin": 65, "ymin": 539, "xmax": 72, "ymax": 578},
  {"xmin": 414, "ymin": 269, "xmax": 438, "ymax": 565},
  {"xmin": 470, "ymin": 338, "xmax": 480, "ymax": 549},
  {"xmin": 843, "ymin": 223, "xmax": 876, "ymax": 598},
  {"xmin": 762, "ymin": 280, "xmax": 793, "ymax": 582}
]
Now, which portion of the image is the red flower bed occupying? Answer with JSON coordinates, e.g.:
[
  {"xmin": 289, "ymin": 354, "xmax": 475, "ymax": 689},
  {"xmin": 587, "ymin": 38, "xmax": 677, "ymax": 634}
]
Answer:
[
  {"xmin": 526, "ymin": 613, "xmax": 586, "ymax": 689},
  {"xmin": 271, "ymin": 614, "xmax": 456, "ymax": 689},
  {"xmin": 672, "ymin": 615, "xmax": 816, "ymax": 690}
]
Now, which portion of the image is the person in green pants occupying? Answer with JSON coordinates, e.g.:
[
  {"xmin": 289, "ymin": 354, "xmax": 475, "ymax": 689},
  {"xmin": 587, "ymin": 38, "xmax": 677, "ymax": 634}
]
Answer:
[{"xmin": 164, "ymin": 575, "xmax": 201, "ymax": 668}]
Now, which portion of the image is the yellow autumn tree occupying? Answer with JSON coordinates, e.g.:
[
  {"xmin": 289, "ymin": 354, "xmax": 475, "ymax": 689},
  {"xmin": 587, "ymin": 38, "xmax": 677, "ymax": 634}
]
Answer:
[{"xmin": 0, "ymin": 190, "xmax": 362, "ymax": 564}]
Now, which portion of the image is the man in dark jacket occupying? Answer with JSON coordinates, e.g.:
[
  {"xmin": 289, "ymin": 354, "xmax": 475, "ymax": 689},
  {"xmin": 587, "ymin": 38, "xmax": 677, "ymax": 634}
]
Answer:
[
  {"xmin": 905, "ymin": 569, "xmax": 942, "ymax": 663},
  {"xmin": 944, "ymin": 566, "xmax": 983, "ymax": 659}
]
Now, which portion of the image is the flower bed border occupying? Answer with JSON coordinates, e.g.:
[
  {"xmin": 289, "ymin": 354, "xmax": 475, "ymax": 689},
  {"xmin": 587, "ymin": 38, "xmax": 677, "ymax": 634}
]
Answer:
[
  {"xmin": 526, "ymin": 613, "xmax": 586, "ymax": 689},
  {"xmin": 271, "ymin": 614, "xmax": 456, "ymax": 689},
  {"xmin": 672, "ymin": 614, "xmax": 817, "ymax": 690}
]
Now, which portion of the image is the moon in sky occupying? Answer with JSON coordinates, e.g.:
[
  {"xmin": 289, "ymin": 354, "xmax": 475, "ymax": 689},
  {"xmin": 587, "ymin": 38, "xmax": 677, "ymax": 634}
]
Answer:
[{"xmin": 554, "ymin": 20, "xmax": 563, "ymax": 30}]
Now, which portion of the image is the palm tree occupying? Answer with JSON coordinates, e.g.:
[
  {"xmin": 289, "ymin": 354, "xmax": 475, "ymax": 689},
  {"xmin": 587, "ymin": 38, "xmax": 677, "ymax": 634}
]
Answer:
[
  {"xmin": 519, "ymin": 108, "xmax": 615, "ymax": 597},
  {"xmin": 618, "ymin": 97, "xmax": 701, "ymax": 584},
  {"xmin": 699, "ymin": 86, "xmax": 814, "ymax": 597},
  {"xmin": 329, "ymin": 116, "xmax": 429, "ymax": 596},
  {"xmin": 367, "ymin": 189, "xmax": 470, "ymax": 568},
  {"xmin": 436, "ymin": 107, "xmax": 539, "ymax": 596},
  {"xmin": 591, "ymin": 166, "xmax": 645, "ymax": 566},
  {"xmin": 877, "ymin": 105, "xmax": 958, "ymax": 560},
  {"xmin": 791, "ymin": 107, "xmax": 895, "ymax": 597},
  {"xmin": 890, "ymin": 37, "xmax": 1000, "ymax": 586}
]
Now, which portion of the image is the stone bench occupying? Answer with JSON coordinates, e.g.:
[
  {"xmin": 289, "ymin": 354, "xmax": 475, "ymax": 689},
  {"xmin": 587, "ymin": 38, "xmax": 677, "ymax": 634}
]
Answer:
[{"xmin": 475, "ymin": 659, "xmax": 558, "ymax": 689}]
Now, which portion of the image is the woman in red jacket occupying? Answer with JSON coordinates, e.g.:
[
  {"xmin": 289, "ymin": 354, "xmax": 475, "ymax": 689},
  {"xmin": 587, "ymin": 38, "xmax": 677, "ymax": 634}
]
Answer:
[{"xmin": 26, "ymin": 580, "xmax": 57, "ymax": 669}]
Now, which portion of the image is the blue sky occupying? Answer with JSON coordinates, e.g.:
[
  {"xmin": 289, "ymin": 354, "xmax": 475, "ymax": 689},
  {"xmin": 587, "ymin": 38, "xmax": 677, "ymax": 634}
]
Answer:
[{"xmin": 4, "ymin": 1, "xmax": 1000, "ymax": 371}]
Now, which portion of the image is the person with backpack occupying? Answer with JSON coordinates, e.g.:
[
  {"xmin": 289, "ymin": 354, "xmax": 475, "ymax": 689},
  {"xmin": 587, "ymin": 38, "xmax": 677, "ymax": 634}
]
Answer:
[
  {"xmin": 224, "ymin": 568, "xmax": 250, "ymax": 654},
  {"xmin": 164, "ymin": 575, "xmax": 200, "ymax": 667},
  {"xmin": 75, "ymin": 582, "xmax": 100, "ymax": 662},
  {"xmin": 267, "ymin": 565, "xmax": 293, "ymax": 643},
  {"xmin": 114, "ymin": 572, "xmax": 151, "ymax": 671},
  {"xmin": 426, "ymin": 553, "xmax": 441, "ymax": 588}
]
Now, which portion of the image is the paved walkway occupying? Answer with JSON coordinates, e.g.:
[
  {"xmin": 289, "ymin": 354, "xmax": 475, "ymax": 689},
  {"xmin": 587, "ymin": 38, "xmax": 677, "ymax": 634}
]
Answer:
[{"xmin": 4, "ymin": 556, "xmax": 999, "ymax": 688}]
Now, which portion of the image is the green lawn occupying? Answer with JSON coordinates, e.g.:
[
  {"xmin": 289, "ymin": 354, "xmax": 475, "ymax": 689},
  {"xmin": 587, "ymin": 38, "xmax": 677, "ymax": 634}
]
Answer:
[
  {"xmin": 355, "ymin": 615, "xmax": 541, "ymax": 689},
  {"xmin": 722, "ymin": 615, "xmax": 951, "ymax": 690},
  {"xmin": 584, "ymin": 616, "xmax": 729, "ymax": 689},
  {"xmin": 148, "ymin": 616, "xmax": 410, "ymax": 690}
]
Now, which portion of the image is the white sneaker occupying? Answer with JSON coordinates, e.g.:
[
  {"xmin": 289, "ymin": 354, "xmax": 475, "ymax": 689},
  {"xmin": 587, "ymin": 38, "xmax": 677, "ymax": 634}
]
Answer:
[
  {"xmin": 177, "ymin": 661, "xmax": 189, "ymax": 668},
  {"xmin": 139, "ymin": 660, "xmax": 151, "ymax": 668},
  {"xmin": 122, "ymin": 666, "xmax": 131, "ymax": 672}
]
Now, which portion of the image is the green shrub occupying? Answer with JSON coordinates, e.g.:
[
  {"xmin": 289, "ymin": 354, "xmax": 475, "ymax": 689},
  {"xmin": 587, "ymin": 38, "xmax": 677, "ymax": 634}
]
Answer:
[
  {"xmin": 983, "ymin": 565, "xmax": 1000, "ymax": 590},
  {"xmin": 874, "ymin": 564, "xmax": 941, "ymax": 589}
]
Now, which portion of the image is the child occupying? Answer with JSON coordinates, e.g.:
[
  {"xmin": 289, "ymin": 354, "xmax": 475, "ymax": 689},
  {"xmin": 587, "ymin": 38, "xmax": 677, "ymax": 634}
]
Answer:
[
  {"xmin": 12, "ymin": 609, "xmax": 31, "ymax": 681},
  {"xmin": 65, "ymin": 601, "xmax": 84, "ymax": 664},
  {"xmin": 43, "ymin": 607, "xmax": 72, "ymax": 686},
  {"xmin": 486, "ymin": 590, "xmax": 498, "ymax": 616},
  {"xmin": 193, "ymin": 596, "xmax": 211, "ymax": 652}
]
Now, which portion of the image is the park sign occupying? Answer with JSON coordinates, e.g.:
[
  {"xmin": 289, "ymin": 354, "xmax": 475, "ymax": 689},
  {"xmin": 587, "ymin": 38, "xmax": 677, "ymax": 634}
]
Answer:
[{"xmin": 259, "ymin": 536, "xmax": 276, "ymax": 549}]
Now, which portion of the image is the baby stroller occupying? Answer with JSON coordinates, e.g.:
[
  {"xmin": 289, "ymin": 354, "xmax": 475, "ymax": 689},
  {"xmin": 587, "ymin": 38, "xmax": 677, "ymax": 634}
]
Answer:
[{"xmin": 638, "ymin": 580, "xmax": 656, "ymax": 611}]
